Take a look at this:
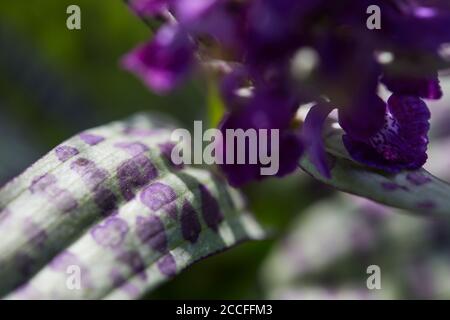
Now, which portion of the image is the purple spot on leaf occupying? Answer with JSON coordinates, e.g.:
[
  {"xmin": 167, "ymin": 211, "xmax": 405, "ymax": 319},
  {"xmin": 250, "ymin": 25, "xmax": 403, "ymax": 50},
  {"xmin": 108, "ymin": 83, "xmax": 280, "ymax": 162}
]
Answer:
[
  {"xmin": 71, "ymin": 158, "xmax": 107, "ymax": 187},
  {"xmin": 49, "ymin": 251, "xmax": 80, "ymax": 272},
  {"xmin": 381, "ymin": 182, "xmax": 401, "ymax": 191},
  {"xmin": 165, "ymin": 203, "xmax": 178, "ymax": 220},
  {"xmin": 94, "ymin": 188, "xmax": 118, "ymax": 216},
  {"xmin": 30, "ymin": 174, "xmax": 56, "ymax": 193},
  {"xmin": 117, "ymin": 251, "xmax": 147, "ymax": 280},
  {"xmin": 199, "ymin": 184, "xmax": 223, "ymax": 232},
  {"xmin": 417, "ymin": 200, "xmax": 436, "ymax": 210},
  {"xmin": 71, "ymin": 158, "xmax": 117, "ymax": 216},
  {"xmin": 109, "ymin": 268, "xmax": 140, "ymax": 297},
  {"xmin": 140, "ymin": 182, "xmax": 177, "ymax": 212},
  {"xmin": 110, "ymin": 269, "xmax": 126, "ymax": 287},
  {"xmin": 91, "ymin": 217, "xmax": 129, "ymax": 249},
  {"xmin": 55, "ymin": 145, "xmax": 79, "ymax": 162},
  {"xmin": 407, "ymin": 172, "xmax": 432, "ymax": 186},
  {"xmin": 115, "ymin": 142, "xmax": 149, "ymax": 156},
  {"xmin": 24, "ymin": 220, "xmax": 48, "ymax": 249},
  {"xmin": 79, "ymin": 133, "xmax": 105, "ymax": 146},
  {"xmin": 117, "ymin": 154, "xmax": 158, "ymax": 201},
  {"xmin": 180, "ymin": 200, "xmax": 201, "ymax": 243},
  {"xmin": 157, "ymin": 253, "xmax": 177, "ymax": 277},
  {"xmin": 136, "ymin": 215, "xmax": 167, "ymax": 253},
  {"xmin": 30, "ymin": 174, "xmax": 78, "ymax": 213}
]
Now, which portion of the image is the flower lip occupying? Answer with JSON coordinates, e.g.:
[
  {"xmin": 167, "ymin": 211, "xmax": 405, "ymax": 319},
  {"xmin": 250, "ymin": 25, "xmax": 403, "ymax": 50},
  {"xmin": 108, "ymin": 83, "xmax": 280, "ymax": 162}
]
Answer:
[{"xmin": 343, "ymin": 94, "xmax": 431, "ymax": 172}]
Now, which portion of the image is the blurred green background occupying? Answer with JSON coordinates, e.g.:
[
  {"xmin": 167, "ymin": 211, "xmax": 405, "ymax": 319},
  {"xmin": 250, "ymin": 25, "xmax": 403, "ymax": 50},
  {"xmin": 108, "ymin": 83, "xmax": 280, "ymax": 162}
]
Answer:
[{"xmin": 0, "ymin": 0, "xmax": 321, "ymax": 299}]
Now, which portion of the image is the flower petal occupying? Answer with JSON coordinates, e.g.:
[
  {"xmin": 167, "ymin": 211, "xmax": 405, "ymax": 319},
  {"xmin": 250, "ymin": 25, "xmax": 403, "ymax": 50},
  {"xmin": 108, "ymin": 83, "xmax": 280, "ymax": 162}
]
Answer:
[
  {"xmin": 219, "ymin": 89, "xmax": 302, "ymax": 186},
  {"xmin": 339, "ymin": 94, "xmax": 387, "ymax": 141},
  {"xmin": 171, "ymin": 0, "xmax": 218, "ymax": 22},
  {"xmin": 381, "ymin": 73, "xmax": 443, "ymax": 100},
  {"xmin": 121, "ymin": 26, "xmax": 194, "ymax": 94},
  {"xmin": 343, "ymin": 94, "xmax": 430, "ymax": 172},
  {"xmin": 385, "ymin": 0, "xmax": 450, "ymax": 51}
]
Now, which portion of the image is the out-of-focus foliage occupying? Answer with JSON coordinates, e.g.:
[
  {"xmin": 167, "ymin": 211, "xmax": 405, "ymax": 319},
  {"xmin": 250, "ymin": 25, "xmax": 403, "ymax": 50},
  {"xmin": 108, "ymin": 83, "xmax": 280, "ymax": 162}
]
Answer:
[{"xmin": 261, "ymin": 194, "xmax": 450, "ymax": 299}]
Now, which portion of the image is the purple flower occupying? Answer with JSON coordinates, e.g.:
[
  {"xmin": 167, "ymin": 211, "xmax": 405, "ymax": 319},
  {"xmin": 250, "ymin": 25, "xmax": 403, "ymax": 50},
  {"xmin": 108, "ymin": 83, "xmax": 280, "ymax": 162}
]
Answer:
[
  {"xmin": 381, "ymin": 73, "xmax": 443, "ymax": 100},
  {"xmin": 343, "ymin": 94, "xmax": 431, "ymax": 172},
  {"xmin": 171, "ymin": 0, "xmax": 218, "ymax": 22},
  {"xmin": 123, "ymin": 0, "xmax": 450, "ymax": 185},
  {"xmin": 219, "ymin": 87, "xmax": 303, "ymax": 186},
  {"xmin": 302, "ymin": 102, "xmax": 335, "ymax": 178},
  {"xmin": 382, "ymin": 0, "xmax": 450, "ymax": 51},
  {"xmin": 121, "ymin": 25, "xmax": 195, "ymax": 94}
]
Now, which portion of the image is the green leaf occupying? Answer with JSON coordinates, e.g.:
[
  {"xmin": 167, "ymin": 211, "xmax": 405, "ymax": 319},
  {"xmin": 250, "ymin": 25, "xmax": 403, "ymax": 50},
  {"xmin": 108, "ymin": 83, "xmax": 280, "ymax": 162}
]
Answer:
[
  {"xmin": 300, "ymin": 123, "xmax": 450, "ymax": 217},
  {"xmin": 0, "ymin": 113, "xmax": 263, "ymax": 299}
]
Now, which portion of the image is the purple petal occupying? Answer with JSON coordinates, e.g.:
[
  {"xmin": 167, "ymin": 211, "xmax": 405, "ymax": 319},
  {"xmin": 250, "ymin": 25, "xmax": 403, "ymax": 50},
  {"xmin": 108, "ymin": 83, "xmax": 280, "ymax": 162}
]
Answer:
[
  {"xmin": 314, "ymin": 36, "xmax": 386, "ymax": 140},
  {"xmin": 343, "ymin": 94, "xmax": 430, "ymax": 172},
  {"xmin": 381, "ymin": 73, "xmax": 443, "ymax": 100},
  {"xmin": 338, "ymin": 94, "xmax": 386, "ymax": 141},
  {"xmin": 218, "ymin": 89, "xmax": 303, "ymax": 187},
  {"xmin": 385, "ymin": 1, "xmax": 450, "ymax": 51},
  {"xmin": 79, "ymin": 133, "xmax": 105, "ymax": 146},
  {"xmin": 121, "ymin": 25, "xmax": 194, "ymax": 94},
  {"xmin": 302, "ymin": 103, "xmax": 335, "ymax": 178},
  {"xmin": 174, "ymin": 0, "xmax": 240, "ymax": 47}
]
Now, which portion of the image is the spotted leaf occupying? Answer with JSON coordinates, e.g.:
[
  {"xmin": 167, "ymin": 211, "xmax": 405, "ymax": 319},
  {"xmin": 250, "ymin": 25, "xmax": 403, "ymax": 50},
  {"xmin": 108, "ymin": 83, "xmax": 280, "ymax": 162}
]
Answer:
[{"xmin": 0, "ymin": 113, "xmax": 263, "ymax": 299}]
